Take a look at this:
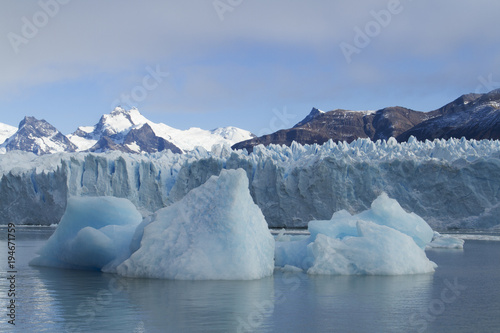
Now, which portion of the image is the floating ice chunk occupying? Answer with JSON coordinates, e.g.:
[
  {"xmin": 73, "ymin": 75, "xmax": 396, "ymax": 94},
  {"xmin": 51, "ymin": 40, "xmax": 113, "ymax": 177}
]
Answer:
[
  {"xmin": 116, "ymin": 169, "xmax": 275, "ymax": 280},
  {"xmin": 274, "ymin": 237, "xmax": 310, "ymax": 268},
  {"xmin": 308, "ymin": 210, "xmax": 358, "ymax": 240},
  {"xmin": 427, "ymin": 231, "xmax": 465, "ymax": 249},
  {"xmin": 307, "ymin": 221, "xmax": 437, "ymax": 275},
  {"xmin": 274, "ymin": 265, "xmax": 304, "ymax": 273},
  {"xmin": 275, "ymin": 193, "xmax": 437, "ymax": 275},
  {"xmin": 30, "ymin": 196, "xmax": 142, "ymax": 270},
  {"xmin": 357, "ymin": 193, "xmax": 434, "ymax": 248}
]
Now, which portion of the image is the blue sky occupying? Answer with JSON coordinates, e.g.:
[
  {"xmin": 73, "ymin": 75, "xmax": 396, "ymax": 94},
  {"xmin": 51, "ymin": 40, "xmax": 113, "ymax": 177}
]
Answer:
[{"xmin": 1, "ymin": 0, "xmax": 500, "ymax": 135}]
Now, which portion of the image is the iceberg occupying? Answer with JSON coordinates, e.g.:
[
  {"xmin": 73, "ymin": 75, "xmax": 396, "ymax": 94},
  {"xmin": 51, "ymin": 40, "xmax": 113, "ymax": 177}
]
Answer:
[
  {"xmin": 30, "ymin": 196, "xmax": 142, "ymax": 270},
  {"xmin": 275, "ymin": 193, "xmax": 437, "ymax": 275},
  {"xmin": 31, "ymin": 181, "xmax": 436, "ymax": 278},
  {"xmin": 116, "ymin": 169, "xmax": 275, "ymax": 280},
  {"xmin": 427, "ymin": 231, "xmax": 465, "ymax": 249}
]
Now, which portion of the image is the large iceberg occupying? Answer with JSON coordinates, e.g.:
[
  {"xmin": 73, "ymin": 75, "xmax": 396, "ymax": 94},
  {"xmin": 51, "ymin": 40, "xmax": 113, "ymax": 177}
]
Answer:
[
  {"xmin": 275, "ymin": 193, "xmax": 437, "ymax": 275},
  {"xmin": 30, "ymin": 196, "xmax": 142, "ymax": 270},
  {"xmin": 116, "ymin": 168, "xmax": 275, "ymax": 280}
]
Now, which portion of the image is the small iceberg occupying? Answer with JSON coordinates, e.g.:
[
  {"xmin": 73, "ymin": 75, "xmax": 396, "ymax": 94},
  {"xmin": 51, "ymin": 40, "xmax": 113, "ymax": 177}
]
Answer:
[
  {"xmin": 275, "ymin": 193, "xmax": 437, "ymax": 275},
  {"xmin": 427, "ymin": 231, "xmax": 465, "ymax": 249}
]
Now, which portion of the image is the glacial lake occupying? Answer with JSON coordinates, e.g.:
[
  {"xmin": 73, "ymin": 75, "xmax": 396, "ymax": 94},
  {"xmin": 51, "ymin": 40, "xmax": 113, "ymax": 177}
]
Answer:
[{"xmin": 1, "ymin": 226, "xmax": 500, "ymax": 333}]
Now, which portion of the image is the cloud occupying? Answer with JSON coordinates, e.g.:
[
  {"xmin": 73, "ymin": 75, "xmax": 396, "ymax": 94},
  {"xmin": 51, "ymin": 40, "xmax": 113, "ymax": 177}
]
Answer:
[{"xmin": 1, "ymin": 0, "xmax": 499, "ymax": 129}]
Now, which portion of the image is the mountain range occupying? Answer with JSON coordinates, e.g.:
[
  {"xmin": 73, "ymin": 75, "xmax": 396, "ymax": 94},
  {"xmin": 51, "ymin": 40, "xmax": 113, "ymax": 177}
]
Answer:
[
  {"xmin": 1, "ymin": 89, "xmax": 500, "ymax": 155},
  {"xmin": 0, "ymin": 107, "xmax": 255, "ymax": 155},
  {"xmin": 233, "ymin": 89, "xmax": 500, "ymax": 151}
]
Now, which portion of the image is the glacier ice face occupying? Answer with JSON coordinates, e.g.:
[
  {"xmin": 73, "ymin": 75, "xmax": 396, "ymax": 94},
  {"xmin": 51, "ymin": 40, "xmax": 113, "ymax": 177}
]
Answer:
[
  {"xmin": 30, "ymin": 196, "xmax": 142, "ymax": 270},
  {"xmin": 275, "ymin": 193, "xmax": 437, "ymax": 275},
  {"xmin": 2, "ymin": 137, "xmax": 500, "ymax": 230},
  {"xmin": 116, "ymin": 168, "xmax": 275, "ymax": 280}
]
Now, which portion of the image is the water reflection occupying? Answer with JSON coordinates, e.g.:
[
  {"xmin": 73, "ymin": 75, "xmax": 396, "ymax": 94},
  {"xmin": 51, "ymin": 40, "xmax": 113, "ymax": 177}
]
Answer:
[
  {"xmin": 9, "ymin": 227, "xmax": 496, "ymax": 333},
  {"xmin": 32, "ymin": 267, "xmax": 275, "ymax": 332},
  {"xmin": 271, "ymin": 271, "xmax": 434, "ymax": 333}
]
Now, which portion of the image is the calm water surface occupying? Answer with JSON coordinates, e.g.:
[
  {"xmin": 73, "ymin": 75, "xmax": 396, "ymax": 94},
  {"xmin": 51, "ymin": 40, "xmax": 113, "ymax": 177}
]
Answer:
[{"xmin": 0, "ymin": 226, "xmax": 499, "ymax": 333}]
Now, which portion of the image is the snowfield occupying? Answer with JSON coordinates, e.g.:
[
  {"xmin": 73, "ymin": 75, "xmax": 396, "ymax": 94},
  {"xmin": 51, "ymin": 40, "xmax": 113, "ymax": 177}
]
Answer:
[{"xmin": 2, "ymin": 136, "xmax": 500, "ymax": 230}]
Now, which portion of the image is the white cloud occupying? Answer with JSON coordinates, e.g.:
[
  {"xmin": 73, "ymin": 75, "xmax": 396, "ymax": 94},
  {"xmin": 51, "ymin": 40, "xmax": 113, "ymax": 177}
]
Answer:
[{"xmin": 1, "ymin": 0, "xmax": 499, "ymax": 120}]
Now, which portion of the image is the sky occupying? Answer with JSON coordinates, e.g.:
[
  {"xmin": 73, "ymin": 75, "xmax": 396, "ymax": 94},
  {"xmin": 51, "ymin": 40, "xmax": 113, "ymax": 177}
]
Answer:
[{"xmin": 1, "ymin": 0, "xmax": 500, "ymax": 136}]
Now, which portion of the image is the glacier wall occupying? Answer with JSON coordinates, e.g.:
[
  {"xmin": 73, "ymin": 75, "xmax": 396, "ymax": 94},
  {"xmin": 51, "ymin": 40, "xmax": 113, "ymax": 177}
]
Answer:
[{"xmin": 2, "ymin": 137, "xmax": 500, "ymax": 230}]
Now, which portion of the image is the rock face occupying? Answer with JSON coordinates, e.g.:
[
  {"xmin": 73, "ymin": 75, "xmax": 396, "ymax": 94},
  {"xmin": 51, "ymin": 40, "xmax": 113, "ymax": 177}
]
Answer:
[
  {"xmin": 397, "ymin": 91, "xmax": 500, "ymax": 141},
  {"xmin": 1, "ymin": 116, "xmax": 77, "ymax": 155},
  {"xmin": 89, "ymin": 123, "xmax": 182, "ymax": 154},
  {"xmin": 232, "ymin": 90, "xmax": 500, "ymax": 152}
]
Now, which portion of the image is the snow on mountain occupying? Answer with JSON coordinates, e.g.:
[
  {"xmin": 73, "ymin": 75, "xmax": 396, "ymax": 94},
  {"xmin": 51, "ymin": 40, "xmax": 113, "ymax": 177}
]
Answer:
[
  {"xmin": 69, "ymin": 107, "xmax": 255, "ymax": 153},
  {"xmin": 0, "ymin": 122, "xmax": 17, "ymax": 145},
  {"xmin": 3, "ymin": 136, "xmax": 500, "ymax": 230},
  {"xmin": 1, "ymin": 116, "xmax": 77, "ymax": 155}
]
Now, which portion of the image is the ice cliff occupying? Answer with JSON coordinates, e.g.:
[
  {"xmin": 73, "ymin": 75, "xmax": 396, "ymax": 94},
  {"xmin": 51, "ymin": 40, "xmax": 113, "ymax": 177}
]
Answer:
[{"xmin": 2, "ymin": 136, "xmax": 500, "ymax": 230}]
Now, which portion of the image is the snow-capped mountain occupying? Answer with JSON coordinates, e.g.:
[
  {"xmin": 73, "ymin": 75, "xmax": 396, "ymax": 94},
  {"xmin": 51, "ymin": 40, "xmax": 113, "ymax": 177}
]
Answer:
[
  {"xmin": 1, "ymin": 117, "xmax": 77, "ymax": 155},
  {"xmin": 0, "ymin": 122, "xmax": 17, "ymax": 145},
  {"xmin": 68, "ymin": 107, "xmax": 255, "ymax": 153}
]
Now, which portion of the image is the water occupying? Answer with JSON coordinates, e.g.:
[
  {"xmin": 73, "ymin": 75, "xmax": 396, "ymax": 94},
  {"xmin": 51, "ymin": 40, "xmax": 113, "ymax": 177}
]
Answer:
[{"xmin": 1, "ymin": 227, "xmax": 499, "ymax": 333}]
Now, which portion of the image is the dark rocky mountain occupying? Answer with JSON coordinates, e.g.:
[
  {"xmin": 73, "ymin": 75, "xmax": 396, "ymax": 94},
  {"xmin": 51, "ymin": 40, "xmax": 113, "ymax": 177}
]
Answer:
[
  {"xmin": 232, "ymin": 89, "xmax": 500, "ymax": 152},
  {"xmin": 1, "ymin": 116, "xmax": 77, "ymax": 155},
  {"xmin": 397, "ymin": 90, "xmax": 500, "ymax": 141}
]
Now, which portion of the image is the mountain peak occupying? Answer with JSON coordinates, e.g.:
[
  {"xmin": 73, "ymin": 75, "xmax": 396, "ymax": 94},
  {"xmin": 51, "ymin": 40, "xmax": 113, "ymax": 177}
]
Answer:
[
  {"xmin": 294, "ymin": 107, "xmax": 326, "ymax": 127},
  {"xmin": 110, "ymin": 106, "xmax": 140, "ymax": 116},
  {"xmin": 66, "ymin": 107, "xmax": 255, "ymax": 153},
  {"xmin": 3, "ymin": 116, "xmax": 76, "ymax": 155},
  {"xmin": 19, "ymin": 116, "xmax": 39, "ymax": 129}
]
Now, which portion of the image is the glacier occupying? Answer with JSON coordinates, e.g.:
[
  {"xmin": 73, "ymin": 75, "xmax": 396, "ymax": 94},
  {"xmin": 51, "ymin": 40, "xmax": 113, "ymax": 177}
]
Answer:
[
  {"xmin": 115, "ymin": 169, "xmax": 275, "ymax": 280},
  {"xmin": 275, "ymin": 193, "xmax": 437, "ymax": 275},
  {"xmin": 2, "ymin": 136, "xmax": 500, "ymax": 230}
]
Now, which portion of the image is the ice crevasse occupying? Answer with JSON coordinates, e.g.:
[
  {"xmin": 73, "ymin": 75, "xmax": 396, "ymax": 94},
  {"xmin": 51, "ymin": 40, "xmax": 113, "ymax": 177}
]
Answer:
[{"xmin": 31, "ymin": 169, "xmax": 439, "ymax": 279}]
